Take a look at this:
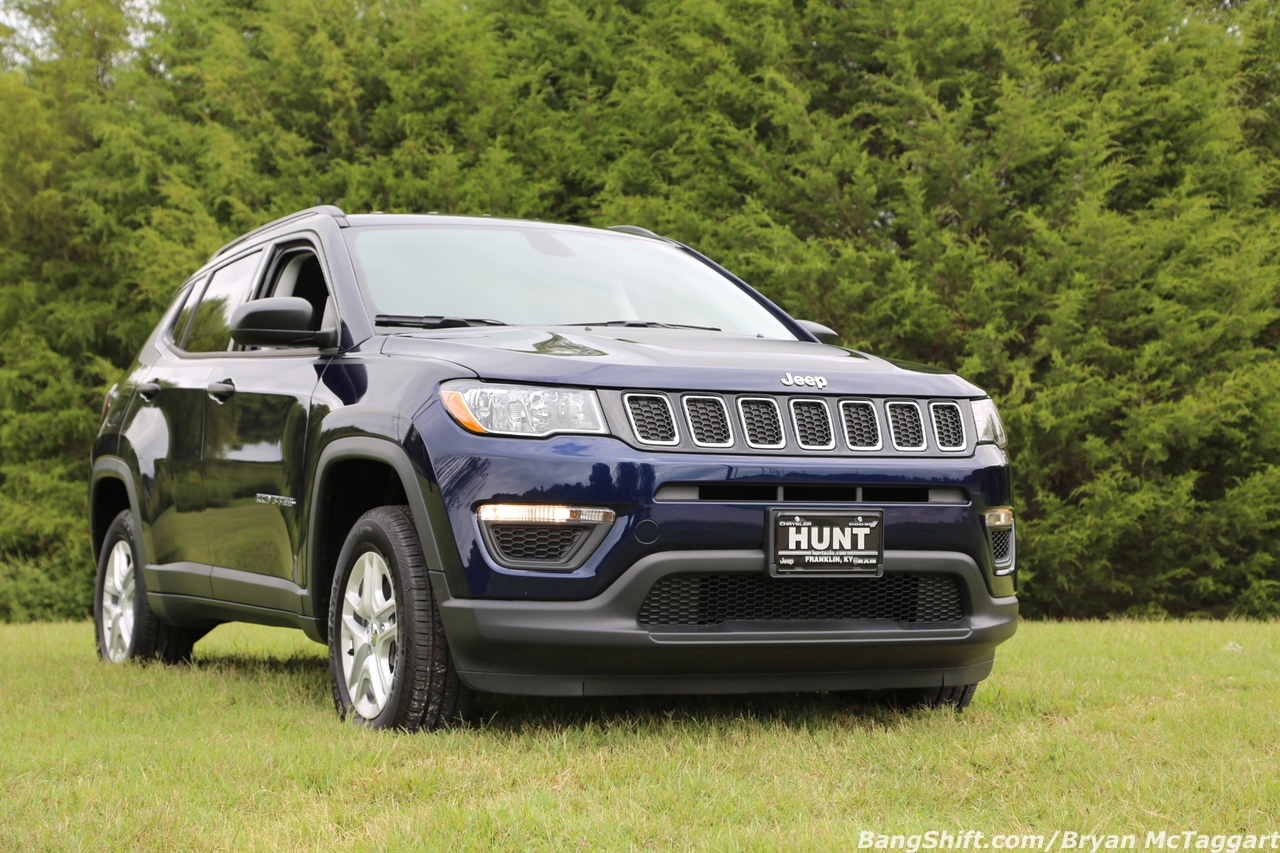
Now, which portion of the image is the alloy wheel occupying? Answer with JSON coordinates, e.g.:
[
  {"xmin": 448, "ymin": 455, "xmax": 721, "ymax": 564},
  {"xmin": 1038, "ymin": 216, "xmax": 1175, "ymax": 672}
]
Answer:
[
  {"xmin": 101, "ymin": 540, "xmax": 136, "ymax": 663},
  {"xmin": 339, "ymin": 550, "xmax": 399, "ymax": 719}
]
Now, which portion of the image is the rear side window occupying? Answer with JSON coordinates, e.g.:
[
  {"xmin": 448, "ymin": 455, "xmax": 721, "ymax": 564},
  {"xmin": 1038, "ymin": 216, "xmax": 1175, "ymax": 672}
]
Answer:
[{"xmin": 182, "ymin": 251, "xmax": 263, "ymax": 353}]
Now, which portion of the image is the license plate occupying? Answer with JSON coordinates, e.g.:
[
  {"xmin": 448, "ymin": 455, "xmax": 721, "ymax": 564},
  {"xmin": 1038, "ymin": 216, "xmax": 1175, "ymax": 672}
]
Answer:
[{"xmin": 768, "ymin": 509, "xmax": 884, "ymax": 575}]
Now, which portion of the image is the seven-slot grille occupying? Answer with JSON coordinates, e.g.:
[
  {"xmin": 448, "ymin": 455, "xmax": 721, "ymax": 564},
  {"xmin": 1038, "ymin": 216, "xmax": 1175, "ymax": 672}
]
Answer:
[
  {"xmin": 738, "ymin": 398, "xmax": 785, "ymax": 448},
  {"xmin": 622, "ymin": 392, "xmax": 971, "ymax": 454},
  {"xmin": 637, "ymin": 572, "xmax": 964, "ymax": 626},
  {"xmin": 683, "ymin": 396, "xmax": 734, "ymax": 447},
  {"xmin": 624, "ymin": 393, "xmax": 678, "ymax": 445},
  {"xmin": 886, "ymin": 402, "xmax": 926, "ymax": 451},
  {"xmin": 930, "ymin": 402, "xmax": 965, "ymax": 451},
  {"xmin": 840, "ymin": 401, "xmax": 881, "ymax": 450},
  {"xmin": 790, "ymin": 399, "xmax": 835, "ymax": 450}
]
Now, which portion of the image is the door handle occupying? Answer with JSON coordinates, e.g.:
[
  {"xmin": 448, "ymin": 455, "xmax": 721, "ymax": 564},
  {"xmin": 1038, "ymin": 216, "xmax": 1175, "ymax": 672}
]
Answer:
[
  {"xmin": 137, "ymin": 381, "xmax": 162, "ymax": 401},
  {"xmin": 206, "ymin": 379, "xmax": 237, "ymax": 401}
]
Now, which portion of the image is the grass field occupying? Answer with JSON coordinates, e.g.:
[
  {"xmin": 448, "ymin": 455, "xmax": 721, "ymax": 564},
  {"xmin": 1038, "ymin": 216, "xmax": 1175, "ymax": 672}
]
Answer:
[{"xmin": 2, "ymin": 620, "xmax": 1277, "ymax": 850}]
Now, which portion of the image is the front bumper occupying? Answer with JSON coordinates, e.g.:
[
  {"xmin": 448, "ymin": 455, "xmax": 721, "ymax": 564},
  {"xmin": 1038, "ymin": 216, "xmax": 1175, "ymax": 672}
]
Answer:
[{"xmin": 432, "ymin": 548, "xmax": 1017, "ymax": 696}]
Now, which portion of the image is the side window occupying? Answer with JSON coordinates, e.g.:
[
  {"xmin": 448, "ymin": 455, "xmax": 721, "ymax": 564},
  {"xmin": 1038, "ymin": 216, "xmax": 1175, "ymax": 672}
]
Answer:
[
  {"xmin": 182, "ymin": 251, "xmax": 263, "ymax": 353},
  {"xmin": 166, "ymin": 279, "xmax": 201, "ymax": 344},
  {"xmin": 260, "ymin": 245, "xmax": 333, "ymax": 333}
]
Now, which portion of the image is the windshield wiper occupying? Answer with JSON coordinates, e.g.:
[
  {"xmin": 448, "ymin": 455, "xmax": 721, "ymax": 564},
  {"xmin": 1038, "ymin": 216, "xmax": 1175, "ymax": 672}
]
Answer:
[
  {"xmin": 559, "ymin": 320, "xmax": 721, "ymax": 332},
  {"xmin": 376, "ymin": 314, "xmax": 507, "ymax": 329}
]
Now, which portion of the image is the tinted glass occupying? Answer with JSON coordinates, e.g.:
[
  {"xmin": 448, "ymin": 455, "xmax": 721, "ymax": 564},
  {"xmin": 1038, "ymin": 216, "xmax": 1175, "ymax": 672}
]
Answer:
[
  {"xmin": 343, "ymin": 225, "xmax": 796, "ymax": 339},
  {"xmin": 183, "ymin": 251, "xmax": 262, "ymax": 353}
]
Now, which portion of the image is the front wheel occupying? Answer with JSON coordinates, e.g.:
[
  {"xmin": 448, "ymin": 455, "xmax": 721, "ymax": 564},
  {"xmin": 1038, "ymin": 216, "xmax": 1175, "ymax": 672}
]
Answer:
[{"xmin": 328, "ymin": 506, "xmax": 472, "ymax": 731}]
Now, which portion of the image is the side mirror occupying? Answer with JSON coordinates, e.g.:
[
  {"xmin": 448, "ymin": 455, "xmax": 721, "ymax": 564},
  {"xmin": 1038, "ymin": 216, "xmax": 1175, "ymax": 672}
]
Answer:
[
  {"xmin": 229, "ymin": 297, "xmax": 338, "ymax": 348},
  {"xmin": 797, "ymin": 319, "xmax": 842, "ymax": 346}
]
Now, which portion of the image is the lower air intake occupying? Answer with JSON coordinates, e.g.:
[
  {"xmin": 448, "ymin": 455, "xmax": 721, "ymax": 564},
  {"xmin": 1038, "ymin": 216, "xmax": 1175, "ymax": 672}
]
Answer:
[
  {"xmin": 990, "ymin": 528, "xmax": 1012, "ymax": 564},
  {"xmin": 637, "ymin": 573, "xmax": 964, "ymax": 626},
  {"xmin": 490, "ymin": 525, "xmax": 585, "ymax": 562}
]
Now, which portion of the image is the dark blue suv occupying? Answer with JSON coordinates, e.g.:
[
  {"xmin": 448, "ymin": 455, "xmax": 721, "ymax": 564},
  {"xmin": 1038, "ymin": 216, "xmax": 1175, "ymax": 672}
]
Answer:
[{"xmin": 90, "ymin": 207, "xmax": 1017, "ymax": 730}]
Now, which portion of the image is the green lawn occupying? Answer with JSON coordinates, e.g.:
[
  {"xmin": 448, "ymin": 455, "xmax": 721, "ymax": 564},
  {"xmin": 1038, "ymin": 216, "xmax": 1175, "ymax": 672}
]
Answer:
[{"xmin": 2, "ymin": 620, "xmax": 1277, "ymax": 850}]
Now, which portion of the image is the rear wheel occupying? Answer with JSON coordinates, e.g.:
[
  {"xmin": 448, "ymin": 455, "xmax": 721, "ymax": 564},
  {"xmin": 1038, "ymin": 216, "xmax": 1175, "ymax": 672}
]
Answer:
[
  {"xmin": 94, "ymin": 509, "xmax": 205, "ymax": 664},
  {"xmin": 328, "ymin": 505, "xmax": 472, "ymax": 731}
]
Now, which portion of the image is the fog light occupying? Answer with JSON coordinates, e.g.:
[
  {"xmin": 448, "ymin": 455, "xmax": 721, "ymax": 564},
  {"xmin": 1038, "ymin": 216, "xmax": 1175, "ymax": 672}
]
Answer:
[
  {"xmin": 477, "ymin": 504, "xmax": 616, "ymax": 524},
  {"xmin": 985, "ymin": 507, "xmax": 1014, "ymax": 529}
]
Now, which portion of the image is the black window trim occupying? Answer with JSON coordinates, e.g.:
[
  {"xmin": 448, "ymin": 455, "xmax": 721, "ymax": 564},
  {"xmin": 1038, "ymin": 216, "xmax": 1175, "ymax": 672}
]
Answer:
[{"xmin": 166, "ymin": 231, "xmax": 342, "ymax": 360}]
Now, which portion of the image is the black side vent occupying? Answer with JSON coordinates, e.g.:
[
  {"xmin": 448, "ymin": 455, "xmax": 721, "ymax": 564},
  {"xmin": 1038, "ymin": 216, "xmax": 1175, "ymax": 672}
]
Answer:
[
  {"xmin": 638, "ymin": 573, "xmax": 965, "ymax": 626},
  {"xmin": 625, "ymin": 394, "xmax": 678, "ymax": 445},
  {"xmin": 930, "ymin": 402, "xmax": 965, "ymax": 451},
  {"xmin": 790, "ymin": 400, "xmax": 834, "ymax": 450},
  {"xmin": 738, "ymin": 397, "xmax": 785, "ymax": 449},
  {"xmin": 490, "ymin": 525, "xmax": 585, "ymax": 563},
  {"xmin": 887, "ymin": 402, "xmax": 926, "ymax": 451},
  {"xmin": 840, "ymin": 401, "xmax": 881, "ymax": 450},
  {"xmin": 683, "ymin": 396, "xmax": 733, "ymax": 447},
  {"xmin": 990, "ymin": 528, "xmax": 1013, "ymax": 565}
]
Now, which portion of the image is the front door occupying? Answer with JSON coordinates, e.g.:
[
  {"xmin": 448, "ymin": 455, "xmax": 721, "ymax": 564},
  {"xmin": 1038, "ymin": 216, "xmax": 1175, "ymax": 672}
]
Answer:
[{"xmin": 200, "ymin": 239, "xmax": 336, "ymax": 609}]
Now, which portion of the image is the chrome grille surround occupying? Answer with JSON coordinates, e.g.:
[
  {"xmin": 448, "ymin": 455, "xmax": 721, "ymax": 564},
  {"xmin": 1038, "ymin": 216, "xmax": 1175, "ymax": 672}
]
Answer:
[
  {"xmin": 682, "ymin": 395, "xmax": 734, "ymax": 448},
  {"xmin": 737, "ymin": 397, "xmax": 786, "ymax": 449},
  {"xmin": 839, "ymin": 400, "xmax": 882, "ymax": 451},
  {"xmin": 623, "ymin": 393, "xmax": 679, "ymax": 446},
  {"xmin": 789, "ymin": 398, "xmax": 836, "ymax": 450},
  {"xmin": 929, "ymin": 401, "xmax": 967, "ymax": 452},
  {"xmin": 886, "ymin": 401, "xmax": 927, "ymax": 452}
]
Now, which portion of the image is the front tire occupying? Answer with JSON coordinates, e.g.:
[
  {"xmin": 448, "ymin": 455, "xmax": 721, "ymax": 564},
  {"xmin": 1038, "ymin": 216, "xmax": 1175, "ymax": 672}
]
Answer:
[
  {"xmin": 94, "ymin": 509, "xmax": 204, "ymax": 664},
  {"xmin": 328, "ymin": 506, "xmax": 472, "ymax": 731}
]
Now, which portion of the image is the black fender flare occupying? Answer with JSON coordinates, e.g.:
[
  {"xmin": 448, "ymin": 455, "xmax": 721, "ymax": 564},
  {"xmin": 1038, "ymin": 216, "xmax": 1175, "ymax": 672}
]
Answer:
[
  {"xmin": 89, "ymin": 456, "xmax": 147, "ymax": 568},
  {"xmin": 304, "ymin": 434, "xmax": 465, "ymax": 621}
]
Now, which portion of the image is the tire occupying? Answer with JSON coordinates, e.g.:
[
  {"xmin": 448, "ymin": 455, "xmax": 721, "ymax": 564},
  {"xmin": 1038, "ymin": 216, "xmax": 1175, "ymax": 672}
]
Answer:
[
  {"xmin": 891, "ymin": 683, "xmax": 978, "ymax": 712},
  {"xmin": 94, "ymin": 509, "xmax": 206, "ymax": 664},
  {"xmin": 328, "ymin": 505, "xmax": 472, "ymax": 731}
]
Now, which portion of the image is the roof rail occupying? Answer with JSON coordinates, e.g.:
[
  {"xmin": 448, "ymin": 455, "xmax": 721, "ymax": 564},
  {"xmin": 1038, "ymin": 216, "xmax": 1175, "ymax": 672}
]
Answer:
[
  {"xmin": 608, "ymin": 224, "xmax": 666, "ymax": 240},
  {"xmin": 209, "ymin": 205, "xmax": 348, "ymax": 262}
]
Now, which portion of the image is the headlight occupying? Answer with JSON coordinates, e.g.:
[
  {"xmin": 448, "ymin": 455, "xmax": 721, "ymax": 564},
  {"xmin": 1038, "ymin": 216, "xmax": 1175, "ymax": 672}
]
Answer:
[
  {"xmin": 971, "ymin": 398, "xmax": 1007, "ymax": 448},
  {"xmin": 441, "ymin": 380, "xmax": 607, "ymax": 437}
]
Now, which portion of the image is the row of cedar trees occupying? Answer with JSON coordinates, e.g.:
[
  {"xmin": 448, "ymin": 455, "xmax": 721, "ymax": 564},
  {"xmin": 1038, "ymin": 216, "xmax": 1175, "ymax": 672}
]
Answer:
[{"xmin": 1, "ymin": 0, "xmax": 1278, "ymax": 621}]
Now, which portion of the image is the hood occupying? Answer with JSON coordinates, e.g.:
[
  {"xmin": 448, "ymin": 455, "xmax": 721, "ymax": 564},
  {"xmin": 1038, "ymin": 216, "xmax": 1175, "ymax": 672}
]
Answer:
[{"xmin": 380, "ymin": 327, "xmax": 985, "ymax": 397}]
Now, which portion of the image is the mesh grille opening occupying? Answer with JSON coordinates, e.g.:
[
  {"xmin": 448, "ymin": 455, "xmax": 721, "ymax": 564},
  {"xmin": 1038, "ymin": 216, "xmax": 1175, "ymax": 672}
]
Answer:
[
  {"xmin": 841, "ymin": 401, "xmax": 880, "ymax": 449},
  {"xmin": 684, "ymin": 397, "xmax": 733, "ymax": 446},
  {"xmin": 931, "ymin": 403, "xmax": 965, "ymax": 450},
  {"xmin": 887, "ymin": 403, "xmax": 925, "ymax": 450},
  {"xmin": 490, "ymin": 525, "xmax": 586, "ymax": 562},
  {"xmin": 990, "ymin": 528, "xmax": 1012, "ymax": 564},
  {"xmin": 791, "ymin": 400, "xmax": 834, "ymax": 449},
  {"xmin": 739, "ymin": 398, "xmax": 784, "ymax": 448},
  {"xmin": 626, "ymin": 394, "xmax": 678, "ymax": 444},
  {"xmin": 638, "ymin": 573, "xmax": 965, "ymax": 626}
]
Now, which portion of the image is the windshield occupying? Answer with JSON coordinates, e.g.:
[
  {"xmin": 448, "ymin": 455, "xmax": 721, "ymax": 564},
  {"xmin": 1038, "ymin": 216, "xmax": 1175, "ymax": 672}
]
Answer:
[{"xmin": 342, "ymin": 224, "xmax": 797, "ymax": 338}]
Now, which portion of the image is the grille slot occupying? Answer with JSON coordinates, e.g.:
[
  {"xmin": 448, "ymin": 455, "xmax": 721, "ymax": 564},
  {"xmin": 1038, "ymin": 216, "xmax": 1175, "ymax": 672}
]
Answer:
[
  {"xmin": 683, "ymin": 396, "xmax": 734, "ymax": 447},
  {"xmin": 930, "ymin": 402, "xmax": 966, "ymax": 451},
  {"xmin": 840, "ymin": 400, "xmax": 881, "ymax": 450},
  {"xmin": 638, "ymin": 573, "xmax": 964, "ymax": 626},
  {"xmin": 738, "ymin": 397, "xmax": 785, "ymax": 449},
  {"xmin": 887, "ymin": 402, "xmax": 926, "ymax": 451},
  {"xmin": 490, "ymin": 525, "xmax": 585, "ymax": 563},
  {"xmin": 625, "ymin": 393, "xmax": 678, "ymax": 445},
  {"xmin": 990, "ymin": 528, "xmax": 1013, "ymax": 565},
  {"xmin": 790, "ymin": 399, "xmax": 835, "ymax": 450}
]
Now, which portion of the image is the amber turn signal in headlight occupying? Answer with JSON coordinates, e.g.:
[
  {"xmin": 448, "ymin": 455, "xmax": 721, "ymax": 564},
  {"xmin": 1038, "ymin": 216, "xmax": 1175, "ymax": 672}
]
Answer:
[{"xmin": 442, "ymin": 380, "xmax": 607, "ymax": 438}]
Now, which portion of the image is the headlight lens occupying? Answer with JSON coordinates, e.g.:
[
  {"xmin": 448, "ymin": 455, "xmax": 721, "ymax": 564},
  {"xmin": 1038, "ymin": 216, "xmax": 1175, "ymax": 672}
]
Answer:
[
  {"xmin": 972, "ymin": 398, "xmax": 1007, "ymax": 448},
  {"xmin": 441, "ymin": 380, "xmax": 607, "ymax": 437}
]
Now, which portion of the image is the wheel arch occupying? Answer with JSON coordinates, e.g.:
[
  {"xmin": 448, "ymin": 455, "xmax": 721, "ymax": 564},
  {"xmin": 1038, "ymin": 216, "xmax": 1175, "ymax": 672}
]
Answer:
[
  {"xmin": 305, "ymin": 436, "xmax": 458, "ymax": 642},
  {"xmin": 89, "ymin": 458, "xmax": 145, "ymax": 566}
]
